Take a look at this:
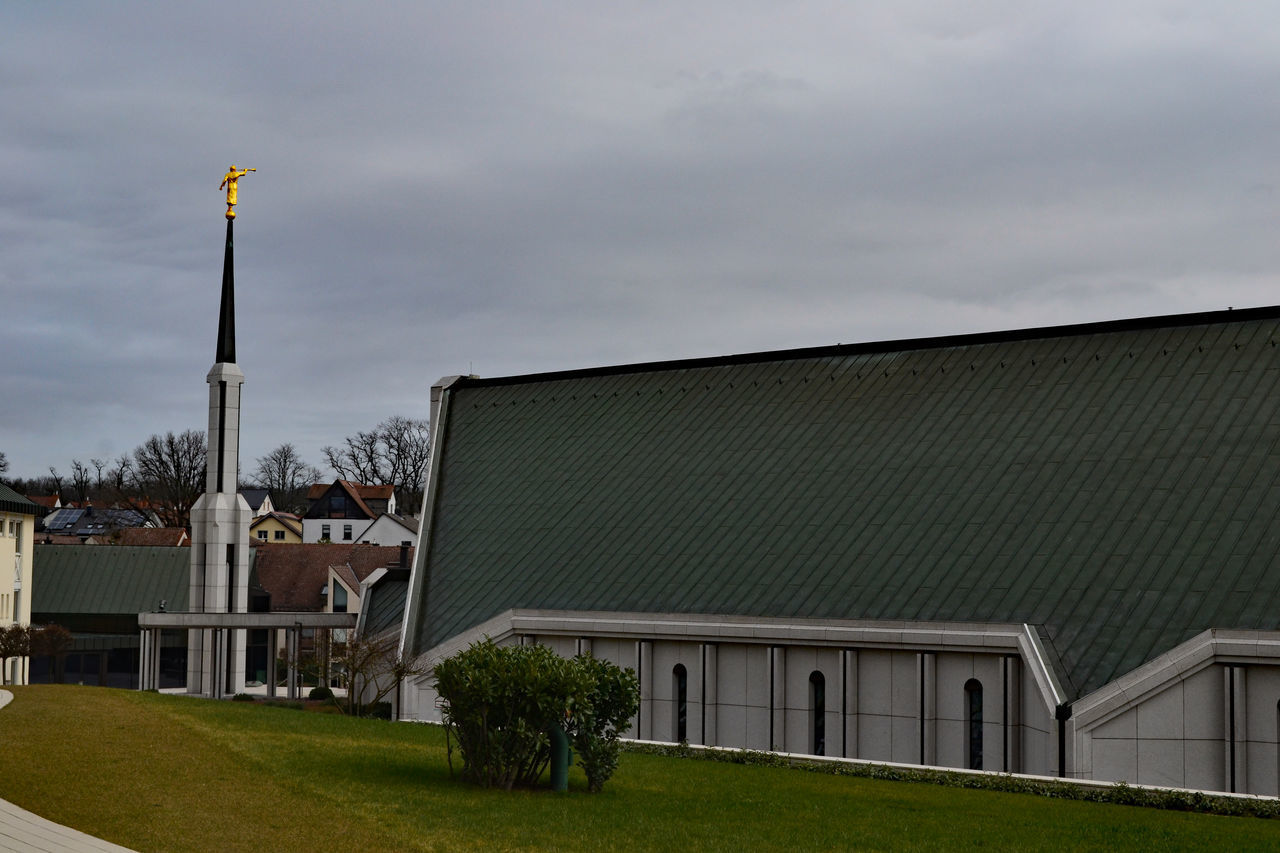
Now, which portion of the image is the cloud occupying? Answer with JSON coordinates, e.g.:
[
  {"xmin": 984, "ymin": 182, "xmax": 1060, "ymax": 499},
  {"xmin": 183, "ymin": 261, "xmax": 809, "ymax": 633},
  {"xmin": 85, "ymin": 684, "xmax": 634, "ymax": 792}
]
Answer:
[{"xmin": 3, "ymin": 3, "xmax": 1280, "ymax": 479}]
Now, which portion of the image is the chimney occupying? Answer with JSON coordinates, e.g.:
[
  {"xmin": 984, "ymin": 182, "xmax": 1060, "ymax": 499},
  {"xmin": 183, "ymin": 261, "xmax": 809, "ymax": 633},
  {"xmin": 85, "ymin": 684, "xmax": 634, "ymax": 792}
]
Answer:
[{"xmin": 399, "ymin": 541, "xmax": 410, "ymax": 568}]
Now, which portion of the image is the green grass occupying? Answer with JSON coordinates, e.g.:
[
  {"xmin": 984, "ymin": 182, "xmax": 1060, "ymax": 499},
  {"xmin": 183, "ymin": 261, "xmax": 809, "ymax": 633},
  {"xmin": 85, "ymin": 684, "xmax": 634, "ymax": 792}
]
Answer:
[{"xmin": 2, "ymin": 685, "xmax": 1279, "ymax": 852}]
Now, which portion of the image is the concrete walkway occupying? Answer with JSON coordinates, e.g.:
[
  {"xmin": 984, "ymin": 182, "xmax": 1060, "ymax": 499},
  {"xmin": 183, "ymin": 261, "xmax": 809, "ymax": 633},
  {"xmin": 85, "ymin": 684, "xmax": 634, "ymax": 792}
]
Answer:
[{"xmin": 0, "ymin": 690, "xmax": 138, "ymax": 853}]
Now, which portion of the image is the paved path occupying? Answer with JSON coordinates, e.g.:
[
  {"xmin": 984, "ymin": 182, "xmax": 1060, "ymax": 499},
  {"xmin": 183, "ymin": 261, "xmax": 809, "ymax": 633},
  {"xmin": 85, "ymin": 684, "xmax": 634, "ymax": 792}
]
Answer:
[{"xmin": 0, "ymin": 690, "xmax": 138, "ymax": 853}]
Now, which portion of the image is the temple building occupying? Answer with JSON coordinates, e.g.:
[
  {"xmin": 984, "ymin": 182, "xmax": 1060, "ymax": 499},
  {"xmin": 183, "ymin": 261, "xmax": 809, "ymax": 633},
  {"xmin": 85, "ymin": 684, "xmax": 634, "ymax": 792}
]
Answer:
[{"xmin": 392, "ymin": 305, "xmax": 1280, "ymax": 796}]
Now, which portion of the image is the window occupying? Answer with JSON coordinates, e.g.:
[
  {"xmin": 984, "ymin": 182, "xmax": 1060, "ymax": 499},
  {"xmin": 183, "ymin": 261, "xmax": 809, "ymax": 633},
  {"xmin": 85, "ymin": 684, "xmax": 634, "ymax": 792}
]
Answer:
[
  {"xmin": 332, "ymin": 583, "xmax": 348, "ymax": 613},
  {"xmin": 321, "ymin": 524, "xmax": 330, "ymax": 540},
  {"xmin": 343, "ymin": 524, "xmax": 353, "ymax": 541},
  {"xmin": 673, "ymin": 664, "xmax": 688, "ymax": 743},
  {"xmin": 256, "ymin": 530, "xmax": 268, "ymax": 540},
  {"xmin": 965, "ymin": 679, "xmax": 983, "ymax": 770},
  {"xmin": 809, "ymin": 671, "xmax": 826, "ymax": 756},
  {"xmin": 329, "ymin": 495, "xmax": 346, "ymax": 517},
  {"xmin": 274, "ymin": 530, "xmax": 285, "ymax": 541}
]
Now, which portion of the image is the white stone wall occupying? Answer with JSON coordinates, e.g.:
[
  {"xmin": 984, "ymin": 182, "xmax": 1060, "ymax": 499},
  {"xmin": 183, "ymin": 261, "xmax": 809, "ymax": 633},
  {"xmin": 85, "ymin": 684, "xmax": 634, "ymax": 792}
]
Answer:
[
  {"xmin": 1076, "ymin": 661, "xmax": 1280, "ymax": 795},
  {"xmin": 399, "ymin": 617, "xmax": 1280, "ymax": 794},
  {"xmin": 402, "ymin": 628, "xmax": 1061, "ymax": 777}
]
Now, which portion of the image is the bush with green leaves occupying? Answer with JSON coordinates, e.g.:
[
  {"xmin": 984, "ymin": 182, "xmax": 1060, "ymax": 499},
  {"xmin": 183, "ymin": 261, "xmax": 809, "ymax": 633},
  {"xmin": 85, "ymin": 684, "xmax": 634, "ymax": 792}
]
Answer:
[
  {"xmin": 433, "ymin": 639, "xmax": 638, "ymax": 792},
  {"xmin": 566, "ymin": 653, "xmax": 640, "ymax": 792},
  {"xmin": 308, "ymin": 685, "xmax": 334, "ymax": 702}
]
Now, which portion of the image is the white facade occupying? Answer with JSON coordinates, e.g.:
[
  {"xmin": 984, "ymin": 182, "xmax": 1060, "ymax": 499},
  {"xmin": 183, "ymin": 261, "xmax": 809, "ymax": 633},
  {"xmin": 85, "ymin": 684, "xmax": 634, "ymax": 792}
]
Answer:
[
  {"xmin": 303, "ymin": 517, "xmax": 372, "ymax": 544},
  {"xmin": 354, "ymin": 514, "xmax": 418, "ymax": 547},
  {"xmin": 399, "ymin": 611, "xmax": 1280, "ymax": 794},
  {"xmin": 0, "ymin": 507, "xmax": 33, "ymax": 685}
]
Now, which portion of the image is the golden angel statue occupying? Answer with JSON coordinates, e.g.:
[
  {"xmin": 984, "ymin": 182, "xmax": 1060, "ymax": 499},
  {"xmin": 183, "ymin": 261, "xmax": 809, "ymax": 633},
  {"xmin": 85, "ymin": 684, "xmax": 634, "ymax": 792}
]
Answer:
[{"xmin": 219, "ymin": 165, "xmax": 256, "ymax": 218}]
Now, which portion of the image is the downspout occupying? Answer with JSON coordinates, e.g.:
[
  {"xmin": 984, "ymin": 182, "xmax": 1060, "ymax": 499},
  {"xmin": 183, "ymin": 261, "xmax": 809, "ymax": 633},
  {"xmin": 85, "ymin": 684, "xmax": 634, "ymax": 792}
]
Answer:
[{"xmin": 1055, "ymin": 703, "xmax": 1073, "ymax": 778}]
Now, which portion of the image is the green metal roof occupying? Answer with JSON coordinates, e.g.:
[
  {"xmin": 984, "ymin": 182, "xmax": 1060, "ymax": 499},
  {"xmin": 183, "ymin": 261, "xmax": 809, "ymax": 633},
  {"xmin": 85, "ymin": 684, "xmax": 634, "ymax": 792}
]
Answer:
[
  {"xmin": 33, "ymin": 545, "xmax": 189, "ymax": 615},
  {"xmin": 0, "ymin": 483, "xmax": 38, "ymax": 516},
  {"xmin": 363, "ymin": 570, "xmax": 409, "ymax": 638},
  {"xmin": 410, "ymin": 306, "xmax": 1280, "ymax": 699}
]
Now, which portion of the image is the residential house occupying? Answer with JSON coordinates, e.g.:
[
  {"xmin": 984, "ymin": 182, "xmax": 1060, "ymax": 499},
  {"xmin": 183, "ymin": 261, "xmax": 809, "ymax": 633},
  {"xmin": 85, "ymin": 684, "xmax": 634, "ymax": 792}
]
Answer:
[
  {"xmin": 301, "ymin": 480, "xmax": 397, "ymax": 544},
  {"xmin": 250, "ymin": 542, "xmax": 414, "ymax": 680},
  {"xmin": 39, "ymin": 506, "xmax": 158, "ymax": 542},
  {"xmin": 0, "ymin": 484, "xmax": 37, "ymax": 684},
  {"xmin": 239, "ymin": 488, "xmax": 275, "ymax": 518},
  {"xmin": 355, "ymin": 512, "xmax": 418, "ymax": 547},
  {"xmin": 250, "ymin": 512, "xmax": 303, "ymax": 544},
  {"xmin": 26, "ymin": 494, "xmax": 59, "ymax": 531}
]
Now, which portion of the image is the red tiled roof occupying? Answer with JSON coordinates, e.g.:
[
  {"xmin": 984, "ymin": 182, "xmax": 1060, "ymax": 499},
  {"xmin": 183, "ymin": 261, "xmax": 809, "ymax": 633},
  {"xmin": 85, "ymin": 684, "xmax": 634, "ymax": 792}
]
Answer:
[
  {"xmin": 116, "ymin": 528, "xmax": 191, "ymax": 547},
  {"xmin": 27, "ymin": 495, "xmax": 60, "ymax": 509},
  {"xmin": 307, "ymin": 480, "xmax": 394, "ymax": 502},
  {"xmin": 252, "ymin": 542, "xmax": 414, "ymax": 612}
]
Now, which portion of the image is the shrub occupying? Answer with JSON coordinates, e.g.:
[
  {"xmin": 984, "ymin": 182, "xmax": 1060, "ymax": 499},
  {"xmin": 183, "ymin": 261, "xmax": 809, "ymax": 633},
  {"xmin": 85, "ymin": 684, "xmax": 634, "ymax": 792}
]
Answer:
[
  {"xmin": 361, "ymin": 701, "xmax": 393, "ymax": 720},
  {"xmin": 231, "ymin": 693, "xmax": 256, "ymax": 702},
  {"xmin": 434, "ymin": 640, "xmax": 593, "ymax": 790},
  {"xmin": 565, "ymin": 654, "xmax": 639, "ymax": 793},
  {"xmin": 433, "ymin": 639, "xmax": 638, "ymax": 792},
  {"xmin": 308, "ymin": 686, "xmax": 334, "ymax": 701}
]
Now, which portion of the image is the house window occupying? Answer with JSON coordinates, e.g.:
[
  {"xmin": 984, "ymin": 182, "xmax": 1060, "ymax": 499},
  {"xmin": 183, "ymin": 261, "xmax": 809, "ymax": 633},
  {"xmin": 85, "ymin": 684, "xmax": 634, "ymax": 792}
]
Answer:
[
  {"xmin": 274, "ymin": 530, "xmax": 285, "ymax": 541},
  {"xmin": 673, "ymin": 664, "xmax": 688, "ymax": 743},
  {"xmin": 333, "ymin": 584, "xmax": 348, "ymax": 614},
  {"xmin": 321, "ymin": 524, "xmax": 330, "ymax": 540},
  {"xmin": 12, "ymin": 521, "xmax": 20, "ymax": 547},
  {"xmin": 329, "ymin": 495, "xmax": 346, "ymax": 517},
  {"xmin": 343, "ymin": 524, "xmax": 353, "ymax": 541},
  {"xmin": 965, "ymin": 679, "xmax": 983, "ymax": 770},
  {"xmin": 810, "ymin": 671, "xmax": 826, "ymax": 756},
  {"xmin": 256, "ymin": 530, "xmax": 268, "ymax": 540}
]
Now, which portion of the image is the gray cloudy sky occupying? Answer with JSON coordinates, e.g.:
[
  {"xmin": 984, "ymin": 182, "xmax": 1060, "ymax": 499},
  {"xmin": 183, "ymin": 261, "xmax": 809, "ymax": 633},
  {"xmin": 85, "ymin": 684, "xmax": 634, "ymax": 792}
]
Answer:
[{"xmin": 5, "ymin": 2, "xmax": 1279, "ymax": 481}]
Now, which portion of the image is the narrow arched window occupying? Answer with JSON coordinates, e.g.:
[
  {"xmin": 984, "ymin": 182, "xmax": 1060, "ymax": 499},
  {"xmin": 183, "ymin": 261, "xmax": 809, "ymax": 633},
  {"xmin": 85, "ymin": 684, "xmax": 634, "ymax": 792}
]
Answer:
[
  {"xmin": 673, "ymin": 664, "xmax": 688, "ymax": 743},
  {"xmin": 965, "ymin": 678, "xmax": 983, "ymax": 770},
  {"xmin": 810, "ymin": 671, "xmax": 826, "ymax": 756}
]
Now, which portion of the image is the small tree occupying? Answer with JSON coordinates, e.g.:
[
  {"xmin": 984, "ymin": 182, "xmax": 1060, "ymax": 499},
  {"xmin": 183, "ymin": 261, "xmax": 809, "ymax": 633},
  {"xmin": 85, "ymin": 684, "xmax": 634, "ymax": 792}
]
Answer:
[
  {"xmin": 331, "ymin": 630, "xmax": 426, "ymax": 717},
  {"xmin": 0, "ymin": 625, "xmax": 30, "ymax": 686},
  {"xmin": 566, "ymin": 653, "xmax": 640, "ymax": 792},
  {"xmin": 29, "ymin": 624, "xmax": 72, "ymax": 659}
]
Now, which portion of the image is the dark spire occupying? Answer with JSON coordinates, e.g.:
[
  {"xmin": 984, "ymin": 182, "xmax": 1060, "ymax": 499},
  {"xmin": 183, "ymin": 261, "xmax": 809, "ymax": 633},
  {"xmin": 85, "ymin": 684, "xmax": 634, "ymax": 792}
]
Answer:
[{"xmin": 215, "ymin": 218, "xmax": 236, "ymax": 363}]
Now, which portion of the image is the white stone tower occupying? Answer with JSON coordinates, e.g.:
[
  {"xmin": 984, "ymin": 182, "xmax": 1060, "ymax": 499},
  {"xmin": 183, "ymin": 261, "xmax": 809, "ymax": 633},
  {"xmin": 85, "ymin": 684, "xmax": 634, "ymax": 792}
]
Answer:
[{"xmin": 186, "ymin": 214, "xmax": 252, "ymax": 698}]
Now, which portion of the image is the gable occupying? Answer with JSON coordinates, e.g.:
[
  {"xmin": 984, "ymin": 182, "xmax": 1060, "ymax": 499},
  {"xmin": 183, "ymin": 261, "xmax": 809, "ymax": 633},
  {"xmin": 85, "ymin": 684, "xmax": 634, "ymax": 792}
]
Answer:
[
  {"xmin": 409, "ymin": 307, "xmax": 1280, "ymax": 698},
  {"xmin": 304, "ymin": 481, "xmax": 376, "ymax": 521}
]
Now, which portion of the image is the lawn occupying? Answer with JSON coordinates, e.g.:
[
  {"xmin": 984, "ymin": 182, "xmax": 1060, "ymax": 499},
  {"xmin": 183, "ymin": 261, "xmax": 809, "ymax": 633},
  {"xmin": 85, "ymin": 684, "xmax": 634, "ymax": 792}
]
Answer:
[{"xmin": 1, "ymin": 685, "xmax": 1279, "ymax": 852}]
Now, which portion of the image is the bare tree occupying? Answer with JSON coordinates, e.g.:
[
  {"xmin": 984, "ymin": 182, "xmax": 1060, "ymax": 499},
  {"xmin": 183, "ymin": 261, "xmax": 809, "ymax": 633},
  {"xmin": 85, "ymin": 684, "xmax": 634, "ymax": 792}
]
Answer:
[
  {"xmin": 0, "ymin": 451, "xmax": 8, "ymax": 477},
  {"xmin": 251, "ymin": 443, "xmax": 322, "ymax": 513},
  {"xmin": 47, "ymin": 467, "xmax": 64, "ymax": 498},
  {"xmin": 70, "ymin": 459, "xmax": 92, "ymax": 505},
  {"xmin": 322, "ymin": 416, "xmax": 430, "ymax": 515},
  {"xmin": 130, "ymin": 430, "xmax": 206, "ymax": 528},
  {"xmin": 90, "ymin": 458, "xmax": 108, "ymax": 491},
  {"xmin": 331, "ymin": 629, "xmax": 426, "ymax": 717}
]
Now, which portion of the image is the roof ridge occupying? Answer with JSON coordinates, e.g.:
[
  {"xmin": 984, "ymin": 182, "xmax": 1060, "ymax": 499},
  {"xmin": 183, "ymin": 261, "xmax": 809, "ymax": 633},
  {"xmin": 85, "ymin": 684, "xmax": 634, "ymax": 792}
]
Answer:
[{"xmin": 454, "ymin": 304, "xmax": 1280, "ymax": 389}]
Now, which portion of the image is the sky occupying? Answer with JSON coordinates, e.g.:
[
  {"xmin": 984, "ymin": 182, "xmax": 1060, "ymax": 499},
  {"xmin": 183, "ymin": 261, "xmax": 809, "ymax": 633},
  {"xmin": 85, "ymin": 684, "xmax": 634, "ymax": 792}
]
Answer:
[{"xmin": 5, "ymin": 2, "xmax": 1280, "ymax": 482}]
